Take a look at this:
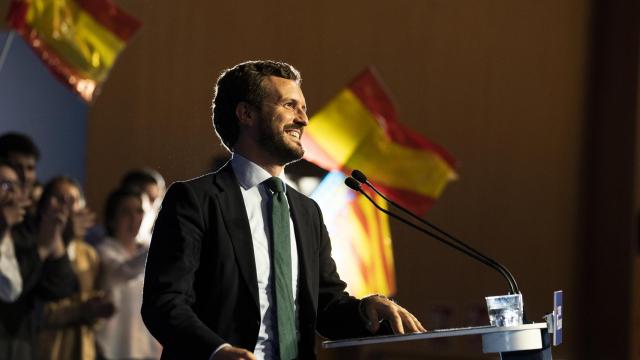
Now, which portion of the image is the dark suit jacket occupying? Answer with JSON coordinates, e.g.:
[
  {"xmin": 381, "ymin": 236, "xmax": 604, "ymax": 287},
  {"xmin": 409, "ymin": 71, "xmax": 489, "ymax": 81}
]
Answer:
[{"xmin": 142, "ymin": 163, "xmax": 369, "ymax": 359}]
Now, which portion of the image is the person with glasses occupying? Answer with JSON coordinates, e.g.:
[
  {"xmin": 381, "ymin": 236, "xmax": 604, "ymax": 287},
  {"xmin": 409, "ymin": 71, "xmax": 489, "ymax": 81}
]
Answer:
[
  {"xmin": 36, "ymin": 177, "xmax": 115, "ymax": 360},
  {"xmin": 0, "ymin": 133, "xmax": 41, "ymax": 219},
  {"xmin": 0, "ymin": 162, "xmax": 28, "ymax": 303},
  {"xmin": 0, "ymin": 163, "xmax": 77, "ymax": 360}
]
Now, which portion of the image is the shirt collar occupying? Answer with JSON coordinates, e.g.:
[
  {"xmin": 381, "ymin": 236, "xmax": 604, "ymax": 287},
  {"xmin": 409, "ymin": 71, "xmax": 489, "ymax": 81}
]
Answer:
[{"xmin": 231, "ymin": 153, "xmax": 287, "ymax": 191}]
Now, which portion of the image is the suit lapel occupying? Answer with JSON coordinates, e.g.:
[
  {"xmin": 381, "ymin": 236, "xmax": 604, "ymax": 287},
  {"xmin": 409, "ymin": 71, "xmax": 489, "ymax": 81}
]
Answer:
[
  {"xmin": 214, "ymin": 164, "xmax": 260, "ymax": 309},
  {"xmin": 287, "ymin": 188, "xmax": 315, "ymax": 307}
]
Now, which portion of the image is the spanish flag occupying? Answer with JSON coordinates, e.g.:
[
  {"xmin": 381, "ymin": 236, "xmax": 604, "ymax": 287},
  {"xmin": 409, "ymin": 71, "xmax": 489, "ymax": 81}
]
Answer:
[
  {"xmin": 303, "ymin": 68, "xmax": 457, "ymax": 215},
  {"xmin": 311, "ymin": 172, "xmax": 395, "ymax": 298},
  {"xmin": 7, "ymin": 0, "xmax": 141, "ymax": 102}
]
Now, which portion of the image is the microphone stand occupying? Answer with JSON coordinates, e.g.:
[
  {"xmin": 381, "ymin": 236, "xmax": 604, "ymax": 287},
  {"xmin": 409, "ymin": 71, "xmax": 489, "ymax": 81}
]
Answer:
[{"xmin": 344, "ymin": 174, "xmax": 519, "ymax": 295}]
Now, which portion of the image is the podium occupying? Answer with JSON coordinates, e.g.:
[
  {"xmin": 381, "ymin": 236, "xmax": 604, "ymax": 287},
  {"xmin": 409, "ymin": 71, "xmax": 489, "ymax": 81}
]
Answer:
[
  {"xmin": 325, "ymin": 291, "xmax": 562, "ymax": 359},
  {"xmin": 323, "ymin": 323, "xmax": 553, "ymax": 359}
]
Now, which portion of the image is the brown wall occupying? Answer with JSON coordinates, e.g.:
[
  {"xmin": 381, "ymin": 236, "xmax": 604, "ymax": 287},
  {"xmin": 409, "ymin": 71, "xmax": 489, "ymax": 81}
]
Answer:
[
  {"xmin": 583, "ymin": 1, "xmax": 639, "ymax": 359},
  {"xmin": 83, "ymin": 1, "xmax": 594, "ymax": 359}
]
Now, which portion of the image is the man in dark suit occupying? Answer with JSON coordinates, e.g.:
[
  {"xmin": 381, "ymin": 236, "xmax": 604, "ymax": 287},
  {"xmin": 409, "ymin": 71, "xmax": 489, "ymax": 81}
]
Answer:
[{"xmin": 141, "ymin": 60, "xmax": 425, "ymax": 360}]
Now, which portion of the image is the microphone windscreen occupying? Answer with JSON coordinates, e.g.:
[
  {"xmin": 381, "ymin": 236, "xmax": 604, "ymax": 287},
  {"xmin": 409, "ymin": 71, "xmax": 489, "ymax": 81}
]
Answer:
[
  {"xmin": 351, "ymin": 169, "xmax": 368, "ymax": 183},
  {"xmin": 344, "ymin": 177, "xmax": 362, "ymax": 191}
]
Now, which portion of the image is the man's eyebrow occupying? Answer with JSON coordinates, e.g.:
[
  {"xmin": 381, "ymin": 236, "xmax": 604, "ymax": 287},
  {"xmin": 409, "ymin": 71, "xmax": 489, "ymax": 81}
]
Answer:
[{"xmin": 281, "ymin": 97, "xmax": 305, "ymax": 106}]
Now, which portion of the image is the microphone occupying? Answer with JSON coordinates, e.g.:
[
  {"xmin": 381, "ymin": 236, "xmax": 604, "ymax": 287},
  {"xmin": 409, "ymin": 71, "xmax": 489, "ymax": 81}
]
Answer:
[
  {"xmin": 345, "ymin": 170, "xmax": 519, "ymax": 295},
  {"xmin": 344, "ymin": 177, "xmax": 362, "ymax": 192}
]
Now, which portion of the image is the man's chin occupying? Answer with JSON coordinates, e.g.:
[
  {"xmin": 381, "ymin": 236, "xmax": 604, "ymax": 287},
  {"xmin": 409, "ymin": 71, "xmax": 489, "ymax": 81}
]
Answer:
[
  {"xmin": 275, "ymin": 146, "xmax": 305, "ymax": 165},
  {"xmin": 283, "ymin": 150, "xmax": 305, "ymax": 165},
  {"xmin": 258, "ymin": 135, "xmax": 305, "ymax": 164}
]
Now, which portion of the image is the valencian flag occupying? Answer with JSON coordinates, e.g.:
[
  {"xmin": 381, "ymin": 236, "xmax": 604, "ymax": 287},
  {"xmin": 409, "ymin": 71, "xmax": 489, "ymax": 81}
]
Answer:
[
  {"xmin": 303, "ymin": 68, "xmax": 457, "ymax": 215},
  {"xmin": 7, "ymin": 0, "xmax": 141, "ymax": 102},
  {"xmin": 311, "ymin": 172, "xmax": 395, "ymax": 298},
  {"xmin": 303, "ymin": 68, "xmax": 457, "ymax": 297}
]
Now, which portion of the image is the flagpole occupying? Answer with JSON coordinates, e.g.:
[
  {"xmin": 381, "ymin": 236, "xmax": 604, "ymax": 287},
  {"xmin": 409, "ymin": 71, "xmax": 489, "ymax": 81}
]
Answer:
[{"xmin": 0, "ymin": 31, "xmax": 16, "ymax": 76}]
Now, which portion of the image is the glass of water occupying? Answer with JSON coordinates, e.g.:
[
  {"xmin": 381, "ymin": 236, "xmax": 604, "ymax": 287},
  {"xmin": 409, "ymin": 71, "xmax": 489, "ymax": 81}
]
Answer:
[{"xmin": 485, "ymin": 294, "xmax": 523, "ymax": 327}]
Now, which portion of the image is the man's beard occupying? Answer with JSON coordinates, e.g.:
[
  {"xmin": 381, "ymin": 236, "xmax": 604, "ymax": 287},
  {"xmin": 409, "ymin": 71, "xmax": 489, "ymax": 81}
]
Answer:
[{"xmin": 256, "ymin": 116, "xmax": 305, "ymax": 165}]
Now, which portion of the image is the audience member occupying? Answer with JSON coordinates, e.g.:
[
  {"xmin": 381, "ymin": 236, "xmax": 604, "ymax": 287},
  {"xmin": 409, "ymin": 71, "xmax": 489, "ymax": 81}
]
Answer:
[
  {"xmin": 86, "ymin": 168, "xmax": 166, "ymax": 248},
  {"xmin": 0, "ymin": 162, "xmax": 28, "ymax": 303},
  {"xmin": 31, "ymin": 181, "xmax": 44, "ymax": 215},
  {"xmin": 120, "ymin": 169, "xmax": 165, "ymax": 207},
  {"xmin": 0, "ymin": 133, "xmax": 40, "ymax": 219},
  {"xmin": 0, "ymin": 162, "xmax": 77, "ymax": 360},
  {"xmin": 36, "ymin": 177, "xmax": 115, "ymax": 360},
  {"xmin": 120, "ymin": 169, "xmax": 165, "ymax": 246},
  {"xmin": 0, "ymin": 131, "xmax": 164, "ymax": 359},
  {"xmin": 95, "ymin": 187, "xmax": 161, "ymax": 360}
]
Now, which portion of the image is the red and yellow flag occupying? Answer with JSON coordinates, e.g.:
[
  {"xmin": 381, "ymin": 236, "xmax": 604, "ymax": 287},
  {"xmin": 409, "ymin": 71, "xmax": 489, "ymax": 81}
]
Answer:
[
  {"xmin": 7, "ymin": 0, "xmax": 141, "ymax": 102},
  {"xmin": 311, "ymin": 172, "xmax": 395, "ymax": 298},
  {"xmin": 303, "ymin": 68, "xmax": 457, "ymax": 215},
  {"xmin": 304, "ymin": 68, "xmax": 456, "ymax": 297}
]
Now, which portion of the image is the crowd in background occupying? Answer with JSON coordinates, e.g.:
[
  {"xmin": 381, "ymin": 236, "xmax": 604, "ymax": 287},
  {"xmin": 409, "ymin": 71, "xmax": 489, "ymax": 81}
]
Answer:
[{"xmin": 0, "ymin": 132, "xmax": 165, "ymax": 360}]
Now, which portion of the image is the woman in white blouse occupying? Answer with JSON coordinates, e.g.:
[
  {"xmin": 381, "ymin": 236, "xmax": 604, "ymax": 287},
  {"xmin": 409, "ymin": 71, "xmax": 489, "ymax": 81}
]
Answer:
[{"xmin": 96, "ymin": 187, "xmax": 161, "ymax": 360}]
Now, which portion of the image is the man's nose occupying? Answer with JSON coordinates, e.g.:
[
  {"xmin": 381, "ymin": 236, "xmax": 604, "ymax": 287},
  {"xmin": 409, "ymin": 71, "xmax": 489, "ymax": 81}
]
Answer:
[{"xmin": 295, "ymin": 107, "xmax": 309, "ymax": 126}]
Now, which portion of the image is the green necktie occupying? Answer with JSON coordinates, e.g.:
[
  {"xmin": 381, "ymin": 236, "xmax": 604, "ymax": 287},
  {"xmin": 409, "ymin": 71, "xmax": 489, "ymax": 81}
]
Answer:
[{"xmin": 264, "ymin": 177, "xmax": 297, "ymax": 360}]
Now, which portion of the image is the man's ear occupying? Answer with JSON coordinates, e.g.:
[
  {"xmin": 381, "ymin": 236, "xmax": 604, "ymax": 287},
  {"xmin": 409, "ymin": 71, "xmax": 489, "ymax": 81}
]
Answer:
[{"xmin": 236, "ymin": 101, "xmax": 257, "ymax": 127}]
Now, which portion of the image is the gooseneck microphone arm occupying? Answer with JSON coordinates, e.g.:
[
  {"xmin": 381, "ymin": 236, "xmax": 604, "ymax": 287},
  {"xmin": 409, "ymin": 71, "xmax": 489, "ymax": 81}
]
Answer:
[
  {"xmin": 350, "ymin": 169, "xmax": 520, "ymax": 294},
  {"xmin": 344, "ymin": 174, "xmax": 519, "ymax": 295}
]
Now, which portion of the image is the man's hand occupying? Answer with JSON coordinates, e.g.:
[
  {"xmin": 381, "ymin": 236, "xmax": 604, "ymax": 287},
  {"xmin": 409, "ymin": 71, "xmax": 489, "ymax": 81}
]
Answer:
[
  {"xmin": 213, "ymin": 346, "xmax": 257, "ymax": 360},
  {"xmin": 361, "ymin": 295, "xmax": 427, "ymax": 335}
]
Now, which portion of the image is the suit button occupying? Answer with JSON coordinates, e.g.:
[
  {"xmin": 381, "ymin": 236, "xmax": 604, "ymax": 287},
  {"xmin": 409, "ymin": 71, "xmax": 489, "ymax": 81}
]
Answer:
[{"xmin": 256, "ymin": 320, "xmax": 260, "ymax": 326}]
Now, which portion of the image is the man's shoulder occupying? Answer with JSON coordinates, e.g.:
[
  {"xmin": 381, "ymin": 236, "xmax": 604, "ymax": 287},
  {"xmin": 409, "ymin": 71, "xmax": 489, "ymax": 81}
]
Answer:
[
  {"xmin": 168, "ymin": 161, "xmax": 234, "ymax": 195},
  {"xmin": 286, "ymin": 184, "xmax": 323, "ymax": 217},
  {"xmin": 177, "ymin": 172, "xmax": 216, "ymax": 190},
  {"xmin": 286, "ymin": 184, "xmax": 312, "ymax": 203}
]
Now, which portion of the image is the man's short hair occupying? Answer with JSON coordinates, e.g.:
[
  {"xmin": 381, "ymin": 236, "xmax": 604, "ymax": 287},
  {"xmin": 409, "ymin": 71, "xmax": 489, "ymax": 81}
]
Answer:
[
  {"xmin": 0, "ymin": 132, "xmax": 40, "ymax": 160},
  {"xmin": 211, "ymin": 60, "xmax": 302, "ymax": 150},
  {"xmin": 120, "ymin": 168, "xmax": 165, "ymax": 192},
  {"xmin": 104, "ymin": 186, "xmax": 143, "ymax": 237}
]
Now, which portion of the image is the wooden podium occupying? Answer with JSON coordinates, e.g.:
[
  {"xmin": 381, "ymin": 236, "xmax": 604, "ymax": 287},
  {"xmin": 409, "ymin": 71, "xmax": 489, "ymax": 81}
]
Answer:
[{"xmin": 323, "ymin": 323, "xmax": 553, "ymax": 360}]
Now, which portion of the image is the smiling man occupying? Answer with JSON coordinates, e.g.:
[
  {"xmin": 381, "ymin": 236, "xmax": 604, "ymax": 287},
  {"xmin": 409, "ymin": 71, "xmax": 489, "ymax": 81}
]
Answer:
[{"xmin": 141, "ymin": 61, "xmax": 425, "ymax": 360}]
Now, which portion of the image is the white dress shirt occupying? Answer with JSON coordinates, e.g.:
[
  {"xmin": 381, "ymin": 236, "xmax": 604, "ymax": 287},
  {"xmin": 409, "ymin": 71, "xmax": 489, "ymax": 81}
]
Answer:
[
  {"xmin": 222, "ymin": 153, "xmax": 300, "ymax": 360},
  {"xmin": 0, "ymin": 231, "xmax": 22, "ymax": 302}
]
